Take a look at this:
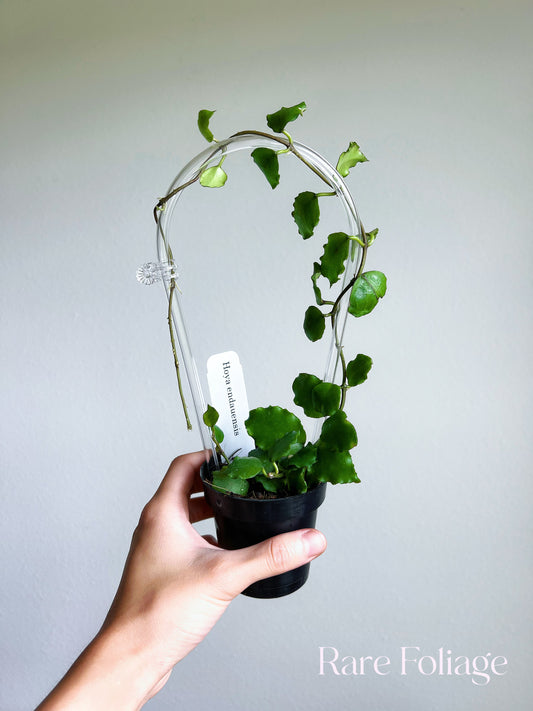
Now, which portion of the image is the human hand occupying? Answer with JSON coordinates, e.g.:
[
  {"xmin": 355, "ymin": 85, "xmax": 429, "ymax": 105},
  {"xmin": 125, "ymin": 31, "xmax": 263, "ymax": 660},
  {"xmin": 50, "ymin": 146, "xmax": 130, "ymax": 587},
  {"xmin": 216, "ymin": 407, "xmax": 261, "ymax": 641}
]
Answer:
[{"xmin": 37, "ymin": 451, "xmax": 326, "ymax": 710}]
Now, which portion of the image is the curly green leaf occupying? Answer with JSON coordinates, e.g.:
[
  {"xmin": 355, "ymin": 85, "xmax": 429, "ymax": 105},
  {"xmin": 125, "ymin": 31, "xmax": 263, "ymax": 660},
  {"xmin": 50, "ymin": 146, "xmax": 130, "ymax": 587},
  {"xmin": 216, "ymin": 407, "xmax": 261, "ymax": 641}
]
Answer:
[
  {"xmin": 348, "ymin": 271, "xmax": 387, "ymax": 318},
  {"xmin": 319, "ymin": 411, "xmax": 358, "ymax": 452},
  {"xmin": 311, "ymin": 382, "xmax": 342, "ymax": 417},
  {"xmin": 319, "ymin": 232, "xmax": 350, "ymax": 286},
  {"xmin": 336, "ymin": 141, "xmax": 368, "ymax": 177},
  {"xmin": 292, "ymin": 373, "xmax": 323, "ymax": 418},
  {"xmin": 312, "ymin": 448, "xmax": 360, "ymax": 484},
  {"xmin": 245, "ymin": 406, "xmax": 306, "ymax": 452},
  {"xmin": 198, "ymin": 109, "xmax": 216, "ymax": 142},
  {"xmin": 266, "ymin": 102, "xmax": 307, "ymax": 133},
  {"xmin": 346, "ymin": 354, "xmax": 373, "ymax": 386},
  {"xmin": 268, "ymin": 431, "xmax": 303, "ymax": 461}
]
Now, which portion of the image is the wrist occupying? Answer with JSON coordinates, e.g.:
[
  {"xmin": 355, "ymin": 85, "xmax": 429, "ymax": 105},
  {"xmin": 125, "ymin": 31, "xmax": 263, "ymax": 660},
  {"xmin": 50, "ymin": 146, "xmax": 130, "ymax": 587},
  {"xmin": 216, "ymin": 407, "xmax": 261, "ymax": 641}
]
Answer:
[{"xmin": 37, "ymin": 620, "xmax": 166, "ymax": 711}]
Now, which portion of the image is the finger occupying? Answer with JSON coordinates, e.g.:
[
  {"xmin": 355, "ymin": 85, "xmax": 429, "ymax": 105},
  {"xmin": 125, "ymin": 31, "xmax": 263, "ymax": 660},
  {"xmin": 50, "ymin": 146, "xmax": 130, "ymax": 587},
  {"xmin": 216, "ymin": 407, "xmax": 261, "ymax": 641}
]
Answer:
[
  {"xmin": 218, "ymin": 528, "xmax": 327, "ymax": 598},
  {"xmin": 155, "ymin": 450, "xmax": 210, "ymax": 504},
  {"xmin": 188, "ymin": 495, "xmax": 214, "ymax": 523}
]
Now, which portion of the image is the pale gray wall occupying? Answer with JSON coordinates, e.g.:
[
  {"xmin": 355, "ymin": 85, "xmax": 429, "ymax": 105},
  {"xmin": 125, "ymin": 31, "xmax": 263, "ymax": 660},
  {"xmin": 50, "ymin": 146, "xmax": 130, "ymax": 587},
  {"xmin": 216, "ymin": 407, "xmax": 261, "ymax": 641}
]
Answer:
[{"xmin": 1, "ymin": 1, "xmax": 532, "ymax": 709}]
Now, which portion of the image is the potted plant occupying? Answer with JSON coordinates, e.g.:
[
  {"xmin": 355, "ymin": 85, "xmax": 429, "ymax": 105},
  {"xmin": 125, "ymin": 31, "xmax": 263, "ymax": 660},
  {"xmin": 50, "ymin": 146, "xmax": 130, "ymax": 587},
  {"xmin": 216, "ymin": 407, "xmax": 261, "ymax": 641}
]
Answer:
[{"xmin": 148, "ymin": 102, "xmax": 387, "ymax": 597}]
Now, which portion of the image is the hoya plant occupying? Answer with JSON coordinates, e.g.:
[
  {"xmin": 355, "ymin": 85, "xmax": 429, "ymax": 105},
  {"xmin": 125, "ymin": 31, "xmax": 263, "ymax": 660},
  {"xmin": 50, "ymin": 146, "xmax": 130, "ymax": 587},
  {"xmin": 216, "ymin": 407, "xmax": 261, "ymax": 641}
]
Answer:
[{"xmin": 154, "ymin": 102, "xmax": 386, "ymax": 498}]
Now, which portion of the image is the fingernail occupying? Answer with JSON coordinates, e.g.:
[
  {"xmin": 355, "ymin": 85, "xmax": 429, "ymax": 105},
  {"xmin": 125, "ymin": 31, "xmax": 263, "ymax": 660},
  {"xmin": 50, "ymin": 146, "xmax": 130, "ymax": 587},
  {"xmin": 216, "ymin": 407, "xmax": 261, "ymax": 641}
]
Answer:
[{"xmin": 301, "ymin": 529, "xmax": 327, "ymax": 558}]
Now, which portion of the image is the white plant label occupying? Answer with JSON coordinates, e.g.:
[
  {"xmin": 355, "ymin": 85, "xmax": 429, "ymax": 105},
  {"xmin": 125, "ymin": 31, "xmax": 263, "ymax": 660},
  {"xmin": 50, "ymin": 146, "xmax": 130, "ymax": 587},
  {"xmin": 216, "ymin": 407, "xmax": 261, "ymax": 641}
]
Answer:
[{"xmin": 206, "ymin": 351, "xmax": 255, "ymax": 458}]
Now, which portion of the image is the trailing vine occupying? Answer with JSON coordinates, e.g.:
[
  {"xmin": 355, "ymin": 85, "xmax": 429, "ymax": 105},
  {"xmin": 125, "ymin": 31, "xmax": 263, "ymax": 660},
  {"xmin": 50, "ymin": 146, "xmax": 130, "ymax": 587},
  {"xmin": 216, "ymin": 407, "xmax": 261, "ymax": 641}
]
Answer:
[{"xmin": 154, "ymin": 102, "xmax": 387, "ymax": 497}]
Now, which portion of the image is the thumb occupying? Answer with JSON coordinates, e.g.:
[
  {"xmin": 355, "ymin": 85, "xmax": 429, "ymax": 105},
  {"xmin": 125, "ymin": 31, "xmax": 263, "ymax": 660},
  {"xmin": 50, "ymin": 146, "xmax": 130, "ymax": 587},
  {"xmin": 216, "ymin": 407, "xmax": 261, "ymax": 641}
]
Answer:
[{"xmin": 220, "ymin": 528, "xmax": 327, "ymax": 597}]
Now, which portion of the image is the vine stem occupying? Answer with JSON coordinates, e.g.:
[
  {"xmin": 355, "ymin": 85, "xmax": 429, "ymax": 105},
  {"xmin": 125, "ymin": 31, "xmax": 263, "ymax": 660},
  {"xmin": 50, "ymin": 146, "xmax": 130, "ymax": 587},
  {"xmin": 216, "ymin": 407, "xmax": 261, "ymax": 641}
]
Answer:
[
  {"xmin": 330, "ymin": 227, "xmax": 369, "ymax": 409},
  {"xmin": 154, "ymin": 126, "xmax": 357, "ymax": 429},
  {"xmin": 168, "ymin": 279, "xmax": 192, "ymax": 430}
]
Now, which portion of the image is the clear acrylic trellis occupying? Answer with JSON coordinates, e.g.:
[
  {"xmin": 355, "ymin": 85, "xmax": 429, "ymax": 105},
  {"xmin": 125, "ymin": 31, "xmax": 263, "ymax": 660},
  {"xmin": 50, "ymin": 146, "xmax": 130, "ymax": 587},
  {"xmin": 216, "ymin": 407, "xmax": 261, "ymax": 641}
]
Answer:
[{"xmin": 138, "ymin": 133, "xmax": 365, "ymax": 460}]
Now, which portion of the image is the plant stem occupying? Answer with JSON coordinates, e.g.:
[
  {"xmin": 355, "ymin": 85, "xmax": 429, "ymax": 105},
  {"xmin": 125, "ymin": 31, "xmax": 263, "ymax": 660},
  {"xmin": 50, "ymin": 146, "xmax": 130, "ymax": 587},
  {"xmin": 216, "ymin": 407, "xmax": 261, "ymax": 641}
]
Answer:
[
  {"xmin": 329, "ymin": 226, "xmax": 369, "ymax": 404},
  {"xmin": 168, "ymin": 279, "xmax": 192, "ymax": 430},
  {"xmin": 229, "ymin": 130, "xmax": 333, "ymax": 188}
]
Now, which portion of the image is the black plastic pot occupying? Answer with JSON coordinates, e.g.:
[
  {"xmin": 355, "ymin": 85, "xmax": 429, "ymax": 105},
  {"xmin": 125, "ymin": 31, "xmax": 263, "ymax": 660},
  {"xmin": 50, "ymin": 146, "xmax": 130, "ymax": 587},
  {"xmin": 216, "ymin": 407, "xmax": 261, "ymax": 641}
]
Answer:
[{"xmin": 201, "ymin": 463, "xmax": 326, "ymax": 598}]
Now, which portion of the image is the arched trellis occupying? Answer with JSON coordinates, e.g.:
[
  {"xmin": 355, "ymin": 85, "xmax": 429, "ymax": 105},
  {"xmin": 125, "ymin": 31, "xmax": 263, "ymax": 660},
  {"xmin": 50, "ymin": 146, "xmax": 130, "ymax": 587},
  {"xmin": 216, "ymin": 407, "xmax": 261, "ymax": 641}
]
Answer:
[{"xmin": 148, "ymin": 131, "xmax": 367, "ymax": 458}]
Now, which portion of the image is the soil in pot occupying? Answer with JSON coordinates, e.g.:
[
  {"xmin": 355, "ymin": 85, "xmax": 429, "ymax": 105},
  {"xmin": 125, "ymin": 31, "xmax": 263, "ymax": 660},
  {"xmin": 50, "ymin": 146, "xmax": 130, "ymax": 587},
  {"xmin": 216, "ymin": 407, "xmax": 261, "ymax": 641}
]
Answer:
[{"xmin": 201, "ymin": 462, "xmax": 326, "ymax": 598}]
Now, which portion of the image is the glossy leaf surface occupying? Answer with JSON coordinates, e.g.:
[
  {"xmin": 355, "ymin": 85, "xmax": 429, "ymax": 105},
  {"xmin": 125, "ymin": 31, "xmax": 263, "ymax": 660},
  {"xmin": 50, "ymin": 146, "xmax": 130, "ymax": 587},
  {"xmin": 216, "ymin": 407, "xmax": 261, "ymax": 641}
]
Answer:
[
  {"xmin": 292, "ymin": 191, "xmax": 319, "ymax": 239},
  {"xmin": 248, "ymin": 448, "xmax": 274, "ymax": 473},
  {"xmin": 313, "ymin": 448, "xmax": 360, "ymax": 484},
  {"xmin": 348, "ymin": 271, "xmax": 387, "ymax": 317},
  {"xmin": 245, "ymin": 406, "xmax": 306, "ymax": 452},
  {"xmin": 303, "ymin": 305, "xmax": 325, "ymax": 342},
  {"xmin": 266, "ymin": 102, "xmax": 307, "ymax": 133},
  {"xmin": 346, "ymin": 354, "xmax": 373, "ymax": 386},
  {"xmin": 336, "ymin": 141, "xmax": 368, "ymax": 177},
  {"xmin": 224, "ymin": 456, "xmax": 264, "ymax": 480},
  {"xmin": 251, "ymin": 147, "xmax": 280, "ymax": 189},
  {"xmin": 311, "ymin": 381, "xmax": 342, "ymax": 416},
  {"xmin": 320, "ymin": 232, "xmax": 350, "ymax": 285},
  {"xmin": 212, "ymin": 470, "xmax": 249, "ymax": 495},
  {"xmin": 292, "ymin": 373, "xmax": 322, "ymax": 418},
  {"xmin": 319, "ymin": 411, "xmax": 358, "ymax": 451},
  {"xmin": 268, "ymin": 430, "xmax": 303, "ymax": 461},
  {"xmin": 290, "ymin": 442, "xmax": 318, "ymax": 469}
]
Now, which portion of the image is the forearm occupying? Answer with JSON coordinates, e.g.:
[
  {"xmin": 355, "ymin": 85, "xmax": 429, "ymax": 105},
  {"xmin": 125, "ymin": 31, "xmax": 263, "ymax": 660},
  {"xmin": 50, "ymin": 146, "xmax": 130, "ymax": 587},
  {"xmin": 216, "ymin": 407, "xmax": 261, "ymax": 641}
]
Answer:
[{"xmin": 36, "ymin": 622, "xmax": 165, "ymax": 711}]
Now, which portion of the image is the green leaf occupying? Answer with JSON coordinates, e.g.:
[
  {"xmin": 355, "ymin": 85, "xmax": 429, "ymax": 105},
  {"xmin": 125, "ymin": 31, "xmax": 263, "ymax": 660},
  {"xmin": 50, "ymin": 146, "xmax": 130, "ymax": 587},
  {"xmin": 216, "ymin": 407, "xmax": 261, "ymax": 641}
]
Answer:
[
  {"xmin": 313, "ymin": 448, "xmax": 360, "ymax": 484},
  {"xmin": 348, "ymin": 271, "xmax": 387, "ymax": 318},
  {"xmin": 292, "ymin": 373, "xmax": 323, "ymax": 418},
  {"xmin": 311, "ymin": 382, "xmax": 341, "ymax": 417},
  {"xmin": 248, "ymin": 448, "xmax": 274, "ymax": 473},
  {"xmin": 256, "ymin": 474, "xmax": 283, "ymax": 494},
  {"xmin": 213, "ymin": 425, "xmax": 224, "ymax": 443},
  {"xmin": 212, "ymin": 470, "xmax": 249, "ymax": 496},
  {"xmin": 319, "ymin": 232, "xmax": 350, "ymax": 286},
  {"xmin": 203, "ymin": 405, "xmax": 219, "ymax": 427},
  {"xmin": 268, "ymin": 431, "xmax": 303, "ymax": 461},
  {"xmin": 245, "ymin": 406, "xmax": 306, "ymax": 452},
  {"xmin": 251, "ymin": 147, "xmax": 280, "ymax": 189},
  {"xmin": 286, "ymin": 468, "xmax": 308, "ymax": 494},
  {"xmin": 319, "ymin": 411, "xmax": 358, "ymax": 452},
  {"xmin": 224, "ymin": 456, "xmax": 264, "ymax": 480},
  {"xmin": 292, "ymin": 191, "xmax": 320, "ymax": 239},
  {"xmin": 199, "ymin": 165, "xmax": 228, "ymax": 188},
  {"xmin": 346, "ymin": 354, "xmax": 373, "ymax": 386},
  {"xmin": 266, "ymin": 102, "xmax": 307, "ymax": 133},
  {"xmin": 290, "ymin": 442, "xmax": 318, "ymax": 469},
  {"xmin": 311, "ymin": 262, "xmax": 324, "ymax": 306},
  {"xmin": 303, "ymin": 305, "xmax": 326, "ymax": 342},
  {"xmin": 198, "ymin": 109, "xmax": 216, "ymax": 142},
  {"xmin": 336, "ymin": 141, "xmax": 368, "ymax": 177}
]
